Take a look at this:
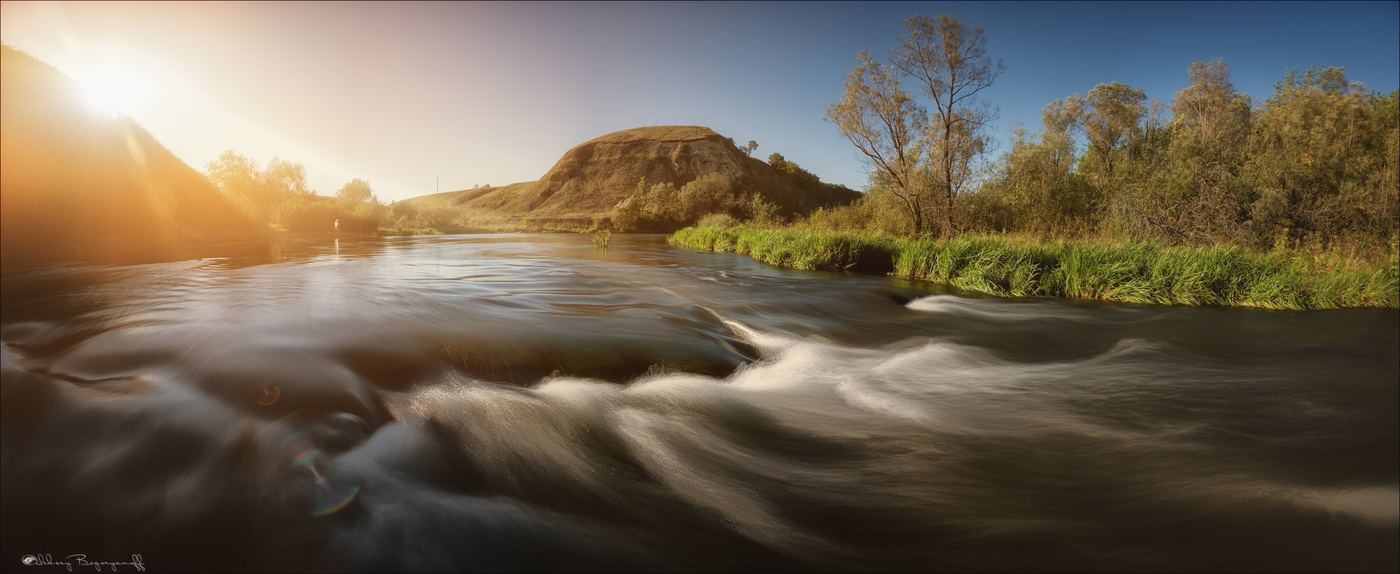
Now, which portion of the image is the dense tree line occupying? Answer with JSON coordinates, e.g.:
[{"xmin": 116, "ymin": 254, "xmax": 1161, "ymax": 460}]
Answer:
[
  {"xmin": 818, "ymin": 14, "xmax": 1397, "ymax": 262},
  {"xmin": 969, "ymin": 61, "xmax": 1397, "ymax": 258},
  {"xmin": 205, "ymin": 151, "xmax": 388, "ymax": 233}
]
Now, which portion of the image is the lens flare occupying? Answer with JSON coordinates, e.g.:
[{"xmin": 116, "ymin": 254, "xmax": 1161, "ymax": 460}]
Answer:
[
  {"xmin": 280, "ymin": 432, "xmax": 359, "ymax": 516},
  {"xmin": 256, "ymin": 386, "xmax": 281, "ymax": 406}
]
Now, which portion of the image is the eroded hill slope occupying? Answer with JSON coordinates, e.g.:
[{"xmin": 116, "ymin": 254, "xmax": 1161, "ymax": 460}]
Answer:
[{"xmin": 410, "ymin": 126, "xmax": 858, "ymax": 230}]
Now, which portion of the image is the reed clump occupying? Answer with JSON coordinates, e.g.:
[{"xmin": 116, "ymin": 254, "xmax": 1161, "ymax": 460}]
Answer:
[{"xmin": 669, "ymin": 225, "xmax": 1398, "ymax": 310}]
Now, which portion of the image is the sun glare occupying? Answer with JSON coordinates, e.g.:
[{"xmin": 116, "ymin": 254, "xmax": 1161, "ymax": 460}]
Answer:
[
  {"xmin": 69, "ymin": 46, "xmax": 170, "ymax": 119},
  {"xmin": 79, "ymin": 69, "xmax": 142, "ymax": 117}
]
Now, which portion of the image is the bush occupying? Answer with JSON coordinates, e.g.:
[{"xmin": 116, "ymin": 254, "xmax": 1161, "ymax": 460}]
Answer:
[
  {"xmin": 420, "ymin": 207, "xmax": 458, "ymax": 227},
  {"xmin": 275, "ymin": 197, "xmax": 338, "ymax": 232},
  {"xmin": 678, "ymin": 173, "xmax": 737, "ymax": 223},
  {"xmin": 337, "ymin": 201, "xmax": 385, "ymax": 233},
  {"xmin": 392, "ymin": 201, "xmax": 418, "ymax": 220},
  {"xmin": 612, "ymin": 174, "xmax": 741, "ymax": 232},
  {"xmin": 271, "ymin": 195, "xmax": 385, "ymax": 234},
  {"xmin": 696, "ymin": 213, "xmax": 740, "ymax": 229},
  {"xmin": 747, "ymin": 195, "xmax": 782, "ymax": 227}
]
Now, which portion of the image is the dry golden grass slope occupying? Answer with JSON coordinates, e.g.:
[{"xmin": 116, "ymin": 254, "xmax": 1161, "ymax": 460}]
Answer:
[
  {"xmin": 1, "ymin": 45, "xmax": 262, "ymax": 265},
  {"xmin": 404, "ymin": 126, "xmax": 858, "ymax": 229}
]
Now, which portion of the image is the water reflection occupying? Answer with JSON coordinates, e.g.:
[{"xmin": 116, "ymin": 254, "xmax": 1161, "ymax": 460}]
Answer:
[{"xmin": 2, "ymin": 234, "xmax": 1395, "ymax": 571}]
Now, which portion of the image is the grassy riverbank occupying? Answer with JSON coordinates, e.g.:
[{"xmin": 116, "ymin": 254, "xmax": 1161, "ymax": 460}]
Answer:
[{"xmin": 670, "ymin": 225, "xmax": 1399, "ymax": 310}]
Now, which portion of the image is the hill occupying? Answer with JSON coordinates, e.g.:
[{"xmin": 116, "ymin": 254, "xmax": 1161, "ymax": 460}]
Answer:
[
  {"xmin": 402, "ymin": 126, "xmax": 859, "ymax": 231},
  {"xmin": 1, "ymin": 45, "xmax": 262, "ymax": 266}
]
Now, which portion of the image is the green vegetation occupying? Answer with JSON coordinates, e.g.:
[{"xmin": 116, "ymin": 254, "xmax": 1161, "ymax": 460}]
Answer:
[
  {"xmin": 611, "ymin": 173, "xmax": 737, "ymax": 232},
  {"xmin": 606, "ymin": 153, "xmax": 856, "ymax": 232},
  {"xmin": 762, "ymin": 12, "xmax": 1398, "ymax": 309},
  {"xmin": 826, "ymin": 15, "xmax": 1002, "ymax": 237},
  {"xmin": 824, "ymin": 16, "xmax": 1396, "ymax": 266},
  {"xmin": 276, "ymin": 194, "xmax": 383, "ymax": 234},
  {"xmin": 671, "ymin": 224, "xmax": 1398, "ymax": 310},
  {"xmin": 963, "ymin": 62, "xmax": 1399, "ymax": 262},
  {"xmin": 204, "ymin": 151, "xmax": 388, "ymax": 235}
]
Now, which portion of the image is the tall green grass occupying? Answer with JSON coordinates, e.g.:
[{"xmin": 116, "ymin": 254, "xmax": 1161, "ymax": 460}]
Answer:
[{"xmin": 669, "ymin": 226, "xmax": 1399, "ymax": 310}]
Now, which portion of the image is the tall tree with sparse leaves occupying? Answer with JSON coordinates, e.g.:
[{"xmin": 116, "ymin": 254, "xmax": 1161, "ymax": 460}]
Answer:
[
  {"xmin": 892, "ymin": 14, "xmax": 1005, "ymax": 237},
  {"xmin": 826, "ymin": 51, "xmax": 930, "ymax": 235}
]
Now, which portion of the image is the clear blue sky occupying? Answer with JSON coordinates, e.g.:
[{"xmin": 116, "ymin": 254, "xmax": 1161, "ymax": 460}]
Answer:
[{"xmin": 3, "ymin": 1, "xmax": 1396, "ymax": 201}]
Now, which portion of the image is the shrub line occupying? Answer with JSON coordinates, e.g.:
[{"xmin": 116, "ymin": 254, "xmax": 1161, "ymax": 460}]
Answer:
[{"xmin": 669, "ymin": 225, "xmax": 1398, "ymax": 310}]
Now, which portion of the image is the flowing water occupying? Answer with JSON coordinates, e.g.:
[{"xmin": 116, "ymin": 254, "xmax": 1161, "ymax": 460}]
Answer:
[{"xmin": 2, "ymin": 234, "xmax": 1396, "ymax": 572}]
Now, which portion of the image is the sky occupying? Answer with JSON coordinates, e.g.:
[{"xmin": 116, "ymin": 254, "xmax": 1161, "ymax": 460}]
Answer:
[{"xmin": 2, "ymin": 1, "xmax": 1397, "ymax": 203}]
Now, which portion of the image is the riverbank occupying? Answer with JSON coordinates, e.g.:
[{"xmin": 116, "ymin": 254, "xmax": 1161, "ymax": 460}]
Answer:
[{"xmin": 669, "ymin": 225, "xmax": 1399, "ymax": 310}]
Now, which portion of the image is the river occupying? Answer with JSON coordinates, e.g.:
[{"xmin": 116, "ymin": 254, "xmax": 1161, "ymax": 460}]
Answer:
[{"xmin": 2, "ymin": 234, "xmax": 1396, "ymax": 572}]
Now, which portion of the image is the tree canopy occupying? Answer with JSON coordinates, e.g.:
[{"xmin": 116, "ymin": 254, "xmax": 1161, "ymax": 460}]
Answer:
[
  {"xmin": 826, "ymin": 51, "xmax": 928, "ymax": 235},
  {"xmin": 337, "ymin": 178, "xmax": 374, "ymax": 203},
  {"xmin": 963, "ymin": 62, "xmax": 1397, "ymax": 258},
  {"xmin": 827, "ymin": 13, "xmax": 1003, "ymax": 237},
  {"xmin": 813, "ymin": 37, "xmax": 1395, "ymax": 265},
  {"xmin": 205, "ymin": 151, "xmax": 387, "ymax": 233}
]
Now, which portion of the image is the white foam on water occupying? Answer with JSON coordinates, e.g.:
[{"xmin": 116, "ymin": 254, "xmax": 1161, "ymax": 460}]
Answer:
[
  {"xmin": 907, "ymin": 294, "xmax": 1149, "ymax": 324},
  {"xmin": 1300, "ymin": 486, "xmax": 1400, "ymax": 524},
  {"xmin": 607, "ymin": 407, "xmax": 836, "ymax": 555},
  {"xmin": 720, "ymin": 318, "xmax": 796, "ymax": 357}
]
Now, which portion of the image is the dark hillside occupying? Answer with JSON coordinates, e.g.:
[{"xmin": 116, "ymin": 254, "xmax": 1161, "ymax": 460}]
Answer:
[{"xmin": 1, "ymin": 45, "xmax": 262, "ymax": 266}]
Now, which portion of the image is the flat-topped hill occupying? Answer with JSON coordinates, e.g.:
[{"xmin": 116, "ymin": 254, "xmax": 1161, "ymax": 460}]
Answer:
[
  {"xmin": 583, "ymin": 125, "xmax": 720, "ymax": 143},
  {"xmin": 406, "ymin": 126, "xmax": 859, "ymax": 231},
  {"xmin": 1, "ymin": 45, "xmax": 261, "ymax": 265}
]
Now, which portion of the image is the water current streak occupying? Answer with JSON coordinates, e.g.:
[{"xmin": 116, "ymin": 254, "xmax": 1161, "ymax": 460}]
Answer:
[{"xmin": 2, "ymin": 234, "xmax": 1396, "ymax": 571}]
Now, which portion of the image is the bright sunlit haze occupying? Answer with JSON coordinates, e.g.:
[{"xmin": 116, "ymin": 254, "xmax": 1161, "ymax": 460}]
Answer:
[{"xmin": 2, "ymin": 1, "xmax": 1397, "ymax": 203}]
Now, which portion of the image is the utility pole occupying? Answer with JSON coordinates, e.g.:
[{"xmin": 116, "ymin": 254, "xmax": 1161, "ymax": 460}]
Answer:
[{"xmin": 436, "ymin": 176, "xmax": 439, "ymax": 194}]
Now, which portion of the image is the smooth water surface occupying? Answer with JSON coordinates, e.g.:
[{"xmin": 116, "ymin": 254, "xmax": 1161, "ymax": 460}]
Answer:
[{"xmin": 2, "ymin": 234, "xmax": 1396, "ymax": 572}]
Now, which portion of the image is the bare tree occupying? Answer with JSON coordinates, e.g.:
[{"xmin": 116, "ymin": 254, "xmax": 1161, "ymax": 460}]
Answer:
[
  {"xmin": 892, "ymin": 14, "xmax": 1004, "ymax": 237},
  {"xmin": 825, "ymin": 51, "xmax": 929, "ymax": 235}
]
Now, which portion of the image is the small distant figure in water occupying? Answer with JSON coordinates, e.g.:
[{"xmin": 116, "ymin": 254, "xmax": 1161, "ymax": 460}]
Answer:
[{"xmin": 334, "ymin": 219, "xmax": 340, "ymax": 231}]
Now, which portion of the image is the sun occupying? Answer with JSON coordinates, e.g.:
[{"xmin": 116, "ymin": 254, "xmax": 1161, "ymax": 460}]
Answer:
[
  {"xmin": 78, "ymin": 68, "xmax": 143, "ymax": 117},
  {"xmin": 70, "ymin": 47, "xmax": 170, "ymax": 119}
]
